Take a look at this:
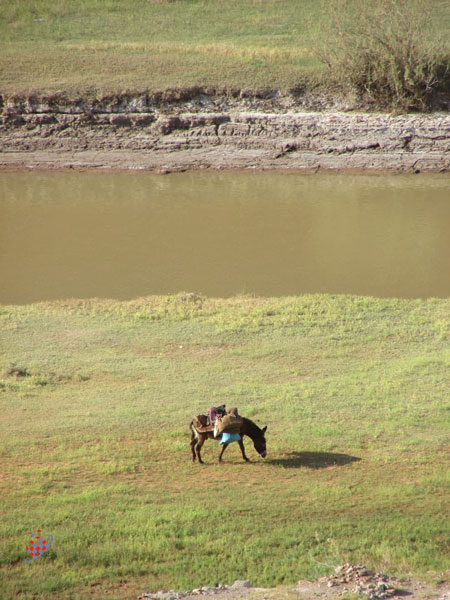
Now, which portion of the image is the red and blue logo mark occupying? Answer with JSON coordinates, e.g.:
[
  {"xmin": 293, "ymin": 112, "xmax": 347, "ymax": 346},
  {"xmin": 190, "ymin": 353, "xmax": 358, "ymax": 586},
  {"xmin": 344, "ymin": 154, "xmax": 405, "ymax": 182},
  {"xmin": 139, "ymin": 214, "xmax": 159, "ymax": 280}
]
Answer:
[{"xmin": 24, "ymin": 530, "xmax": 53, "ymax": 562}]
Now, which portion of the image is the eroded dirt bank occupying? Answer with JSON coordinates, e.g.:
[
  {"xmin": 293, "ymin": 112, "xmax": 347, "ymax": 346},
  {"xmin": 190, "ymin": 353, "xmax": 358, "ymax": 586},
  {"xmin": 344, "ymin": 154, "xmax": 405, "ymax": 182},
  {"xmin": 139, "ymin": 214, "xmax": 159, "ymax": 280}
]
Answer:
[{"xmin": 1, "ymin": 91, "xmax": 449, "ymax": 171}]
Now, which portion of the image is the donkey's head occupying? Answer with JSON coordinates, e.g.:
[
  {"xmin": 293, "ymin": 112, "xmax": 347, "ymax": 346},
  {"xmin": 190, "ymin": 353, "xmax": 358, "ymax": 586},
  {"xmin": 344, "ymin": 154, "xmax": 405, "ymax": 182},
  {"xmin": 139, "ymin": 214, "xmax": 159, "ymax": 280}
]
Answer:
[{"xmin": 252, "ymin": 425, "xmax": 267, "ymax": 458}]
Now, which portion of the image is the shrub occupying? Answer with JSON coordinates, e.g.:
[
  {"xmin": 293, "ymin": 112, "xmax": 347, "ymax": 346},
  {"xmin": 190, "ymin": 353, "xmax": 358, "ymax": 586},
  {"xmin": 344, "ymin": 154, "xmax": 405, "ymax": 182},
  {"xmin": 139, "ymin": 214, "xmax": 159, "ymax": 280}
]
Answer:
[{"xmin": 315, "ymin": 0, "xmax": 450, "ymax": 110}]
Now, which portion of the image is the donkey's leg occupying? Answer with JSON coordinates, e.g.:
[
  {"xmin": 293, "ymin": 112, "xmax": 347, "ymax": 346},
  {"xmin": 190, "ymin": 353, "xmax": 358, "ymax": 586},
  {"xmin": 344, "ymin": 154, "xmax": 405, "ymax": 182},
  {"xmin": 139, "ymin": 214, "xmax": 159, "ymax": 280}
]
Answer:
[
  {"xmin": 196, "ymin": 437, "xmax": 206, "ymax": 464},
  {"xmin": 190, "ymin": 438, "xmax": 198, "ymax": 462},
  {"xmin": 218, "ymin": 443, "xmax": 230, "ymax": 462},
  {"xmin": 190, "ymin": 423, "xmax": 198, "ymax": 462},
  {"xmin": 238, "ymin": 439, "xmax": 250, "ymax": 462}
]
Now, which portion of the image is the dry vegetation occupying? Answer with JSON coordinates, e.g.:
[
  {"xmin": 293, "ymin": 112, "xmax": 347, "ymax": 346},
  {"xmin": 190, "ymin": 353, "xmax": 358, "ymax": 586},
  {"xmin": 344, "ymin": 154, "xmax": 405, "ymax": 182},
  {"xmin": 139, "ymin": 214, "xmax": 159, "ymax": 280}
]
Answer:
[{"xmin": 315, "ymin": 0, "xmax": 450, "ymax": 109}]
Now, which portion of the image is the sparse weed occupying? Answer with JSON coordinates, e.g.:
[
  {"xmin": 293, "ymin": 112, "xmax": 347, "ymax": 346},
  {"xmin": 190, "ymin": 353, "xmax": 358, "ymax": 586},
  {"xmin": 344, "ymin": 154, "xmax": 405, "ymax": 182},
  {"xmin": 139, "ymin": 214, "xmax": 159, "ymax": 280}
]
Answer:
[{"xmin": 315, "ymin": 0, "xmax": 450, "ymax": 110}]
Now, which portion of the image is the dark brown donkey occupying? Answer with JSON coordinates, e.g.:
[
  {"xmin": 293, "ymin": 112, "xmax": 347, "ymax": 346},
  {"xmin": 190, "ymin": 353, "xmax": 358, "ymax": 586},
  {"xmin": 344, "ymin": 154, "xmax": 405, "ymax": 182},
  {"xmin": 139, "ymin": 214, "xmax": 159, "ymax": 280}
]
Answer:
[{"xmin": 190, "ymin": 417, "xmax": 267, "ymax": 464}]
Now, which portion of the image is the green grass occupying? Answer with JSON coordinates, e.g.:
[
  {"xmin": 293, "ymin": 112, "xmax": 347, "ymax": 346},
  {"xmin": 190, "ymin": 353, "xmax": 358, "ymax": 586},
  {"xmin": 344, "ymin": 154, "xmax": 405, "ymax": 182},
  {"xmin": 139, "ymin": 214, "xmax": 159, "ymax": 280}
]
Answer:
[
  {"xmin": 1, "ymin": 0, "xmax": 449, "ymax": 94},
  {"xmin": 1, "ymin": 294, "xmax": 449, "ymax": 599}
]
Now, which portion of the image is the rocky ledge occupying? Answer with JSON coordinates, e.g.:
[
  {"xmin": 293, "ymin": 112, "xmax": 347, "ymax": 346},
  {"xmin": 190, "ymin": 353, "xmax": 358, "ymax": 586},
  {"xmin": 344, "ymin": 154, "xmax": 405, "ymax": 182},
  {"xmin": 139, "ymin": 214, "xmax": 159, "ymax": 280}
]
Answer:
[{"xmin": 1, "ymin": 92, "xmax": 449, "ymax": 172}]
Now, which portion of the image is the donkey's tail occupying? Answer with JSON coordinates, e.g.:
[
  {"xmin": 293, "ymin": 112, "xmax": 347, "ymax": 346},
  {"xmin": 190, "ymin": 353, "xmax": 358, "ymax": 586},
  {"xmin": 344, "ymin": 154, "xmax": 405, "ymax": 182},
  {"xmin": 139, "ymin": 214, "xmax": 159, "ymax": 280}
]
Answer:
[{"xmin": 189, "ymin": 420, "xmax": 197, "ymax": 442}]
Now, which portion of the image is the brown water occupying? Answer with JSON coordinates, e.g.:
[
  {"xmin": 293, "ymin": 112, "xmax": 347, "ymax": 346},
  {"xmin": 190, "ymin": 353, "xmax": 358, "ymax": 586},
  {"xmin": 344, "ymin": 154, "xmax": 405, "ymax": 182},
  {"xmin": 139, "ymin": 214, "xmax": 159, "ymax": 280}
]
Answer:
[{"xmin": 1, "ymin": 171, "xmax": 449, "ymax": 303}]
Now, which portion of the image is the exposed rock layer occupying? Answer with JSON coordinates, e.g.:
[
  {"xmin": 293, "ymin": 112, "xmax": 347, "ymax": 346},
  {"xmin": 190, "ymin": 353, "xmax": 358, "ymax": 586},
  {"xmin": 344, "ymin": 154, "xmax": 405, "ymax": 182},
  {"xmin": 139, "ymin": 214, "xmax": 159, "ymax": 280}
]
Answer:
[{"xmin": 1, "ymin": 93, "xmax": 449, "ymax": 171}]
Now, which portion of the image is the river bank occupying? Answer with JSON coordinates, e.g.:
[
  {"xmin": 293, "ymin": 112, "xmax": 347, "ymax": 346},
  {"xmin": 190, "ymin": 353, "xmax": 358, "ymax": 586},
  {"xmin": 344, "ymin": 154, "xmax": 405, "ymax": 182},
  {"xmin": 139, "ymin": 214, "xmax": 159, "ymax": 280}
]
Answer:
[{"xmin": 1, "ymin": 91, "xmax": 449, "ymax": 172}]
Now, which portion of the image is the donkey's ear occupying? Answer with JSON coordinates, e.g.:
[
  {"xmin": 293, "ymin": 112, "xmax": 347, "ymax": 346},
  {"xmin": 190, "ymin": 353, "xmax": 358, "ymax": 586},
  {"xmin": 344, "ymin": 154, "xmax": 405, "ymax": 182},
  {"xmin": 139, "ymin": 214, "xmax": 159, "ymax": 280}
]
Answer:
[{"xmin": 262, "ymin": 426, "xmax": 267, "ymax": 434}]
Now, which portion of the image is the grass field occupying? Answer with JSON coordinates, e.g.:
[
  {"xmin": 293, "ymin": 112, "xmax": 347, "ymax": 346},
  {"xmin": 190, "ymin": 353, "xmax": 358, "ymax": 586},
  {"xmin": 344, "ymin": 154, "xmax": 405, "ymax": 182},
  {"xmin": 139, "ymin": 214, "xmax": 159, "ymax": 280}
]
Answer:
[
  {"xmin": 1, "ymin": 0, "xmax": 450, "ymax": 94},
  {"xmin": 1, "ymin": 294, "xmax": 449, "ymax": 599}
]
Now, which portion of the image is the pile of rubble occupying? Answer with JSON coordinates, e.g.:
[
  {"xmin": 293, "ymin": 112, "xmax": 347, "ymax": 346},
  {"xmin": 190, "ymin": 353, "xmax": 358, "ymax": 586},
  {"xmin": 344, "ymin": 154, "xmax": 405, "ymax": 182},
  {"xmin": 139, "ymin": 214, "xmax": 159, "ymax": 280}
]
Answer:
[
  {"xmin": 139, "ymin": 580, "xmax": 251, "ymax": 600},
  {"xmin": 319, "ymin": 564, "xmax": 397, "ymax": 599}
]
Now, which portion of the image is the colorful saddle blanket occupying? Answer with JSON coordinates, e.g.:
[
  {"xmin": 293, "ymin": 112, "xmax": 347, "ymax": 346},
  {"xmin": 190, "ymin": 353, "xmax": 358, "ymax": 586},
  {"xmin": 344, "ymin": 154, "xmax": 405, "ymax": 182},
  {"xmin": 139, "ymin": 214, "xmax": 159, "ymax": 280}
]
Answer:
[{"xmin": 207, "ymin": 404, "xmax": 226, "ymax": 423}]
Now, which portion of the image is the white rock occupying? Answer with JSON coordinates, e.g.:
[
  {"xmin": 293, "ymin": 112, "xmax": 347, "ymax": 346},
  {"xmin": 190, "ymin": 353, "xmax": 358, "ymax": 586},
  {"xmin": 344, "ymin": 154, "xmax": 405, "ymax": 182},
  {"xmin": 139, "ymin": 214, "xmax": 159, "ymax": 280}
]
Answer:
[{"xmin": 231, "ymin": 580, "xmax": 251, "ymax": 589}]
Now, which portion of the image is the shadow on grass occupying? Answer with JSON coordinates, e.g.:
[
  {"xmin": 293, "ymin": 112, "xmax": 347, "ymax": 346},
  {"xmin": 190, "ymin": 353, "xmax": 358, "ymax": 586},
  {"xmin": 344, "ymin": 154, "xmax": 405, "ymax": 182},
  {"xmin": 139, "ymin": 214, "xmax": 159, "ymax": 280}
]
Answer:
[{"xmin": 267, "ymin": 451, "xmax": 361, "ymax": 469}]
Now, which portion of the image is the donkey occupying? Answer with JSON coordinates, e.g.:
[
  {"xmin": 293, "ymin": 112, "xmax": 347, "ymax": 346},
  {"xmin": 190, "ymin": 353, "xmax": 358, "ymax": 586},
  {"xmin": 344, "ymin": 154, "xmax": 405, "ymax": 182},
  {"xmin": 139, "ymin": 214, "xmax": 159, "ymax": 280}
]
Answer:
[{"xmin": 190, "ymin": 416, "xmax": 267, "ymax": 464}]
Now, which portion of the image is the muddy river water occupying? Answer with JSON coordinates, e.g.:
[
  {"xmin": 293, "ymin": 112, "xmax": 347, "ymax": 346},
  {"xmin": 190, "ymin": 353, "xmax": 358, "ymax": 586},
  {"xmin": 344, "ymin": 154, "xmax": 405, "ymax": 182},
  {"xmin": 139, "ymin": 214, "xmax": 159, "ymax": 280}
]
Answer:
[{"xmin": 1, "ymin": 171, "xmax": 449, "ymax": 304}]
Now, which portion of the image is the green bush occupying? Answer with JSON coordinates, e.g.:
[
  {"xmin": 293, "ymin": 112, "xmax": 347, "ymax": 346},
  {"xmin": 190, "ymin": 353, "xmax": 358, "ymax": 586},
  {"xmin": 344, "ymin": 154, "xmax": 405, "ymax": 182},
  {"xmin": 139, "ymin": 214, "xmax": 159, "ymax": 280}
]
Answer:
[{"xmin": 316, "ymin": 0, "xmax": 450, "ymax": 110}]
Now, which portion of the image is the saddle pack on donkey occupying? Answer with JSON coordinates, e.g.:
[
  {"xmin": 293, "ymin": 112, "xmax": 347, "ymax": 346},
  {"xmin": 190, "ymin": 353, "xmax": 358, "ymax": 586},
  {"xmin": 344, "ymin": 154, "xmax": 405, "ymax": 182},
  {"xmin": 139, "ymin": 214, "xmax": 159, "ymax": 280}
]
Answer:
[
  {"xmin": 192, "ymin": 405, "xmax": 243, "ymax": 444},
  {"xmin": 190, "ymin": 406, "xmax": 268, "ymax": 463}
]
